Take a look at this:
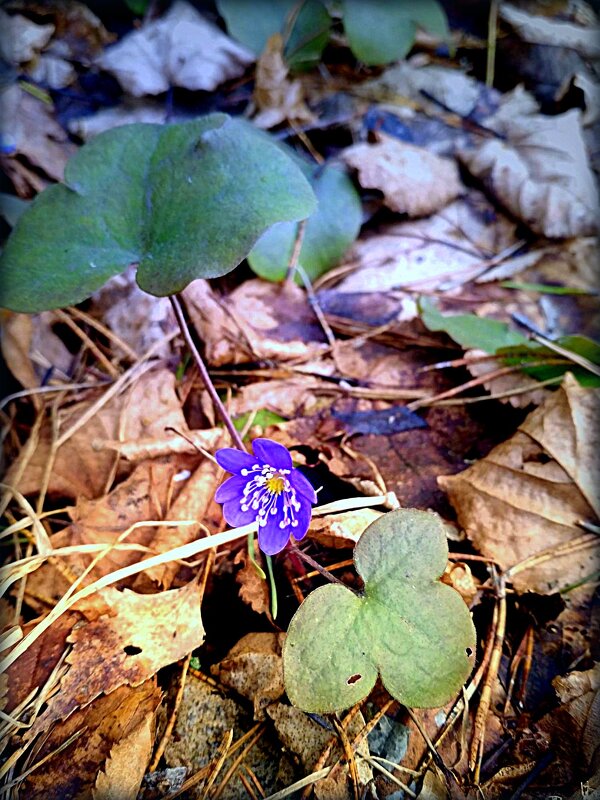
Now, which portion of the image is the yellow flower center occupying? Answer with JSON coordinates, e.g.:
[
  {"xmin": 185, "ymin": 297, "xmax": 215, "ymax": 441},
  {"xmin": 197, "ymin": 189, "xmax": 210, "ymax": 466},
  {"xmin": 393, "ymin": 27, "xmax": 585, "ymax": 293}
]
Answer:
[{"xmin": 266, "ymin": 475, "xmax": 285, "ymax": 495}]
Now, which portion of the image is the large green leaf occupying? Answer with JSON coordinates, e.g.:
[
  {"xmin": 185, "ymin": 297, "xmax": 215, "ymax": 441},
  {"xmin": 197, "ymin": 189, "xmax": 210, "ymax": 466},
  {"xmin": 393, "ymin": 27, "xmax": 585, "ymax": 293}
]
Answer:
[
  {"xmin": 0, "ymin": 114, "xmax": 316, "ymax": 312},
  {"xmin": 216, "ymin": 0, "xmax": 330, "ymax": 69},
  {"xmin": 341, "ymin": 0, "xmax": 449, "ymax": 65},
  {"xmin": 248, "ymin": 163, "xmax": 362, "ymax": 283},
  {"xmin": 283, "ymin": 510, "xmax": 476, "ymax": 713}
]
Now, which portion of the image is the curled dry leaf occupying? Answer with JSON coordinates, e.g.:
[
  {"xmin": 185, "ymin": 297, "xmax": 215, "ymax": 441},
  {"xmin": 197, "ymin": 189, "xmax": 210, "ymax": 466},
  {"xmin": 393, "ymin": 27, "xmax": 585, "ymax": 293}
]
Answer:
[
  {"xmin": 234, "ymin": 548, "xmax": 271, "ymax": 617},
  {"xmin": 27, "ymin": 580, "xmax": 204, "ymax": 740},
  {"xmin": 97, "ymin": 0, "xmax": 253, "ymax": 96},
  {"xmin": 252, "ymin": 33, "xmax": 315, "ymax": 129},
  {"xmin": 536, "ymin": 663, "xmax": 600, "ymax": 786},
  {"xmin": 459, "ymin": 100, "xmax": 599, "ymax": 238},
  {"xmin": 334, "ymin": 194, "xmax": 524, "ymax": 297},
  {"xmin": 183, "ymin": 278, "xmax": 327, "ymax": 367},
  {"xmin": 439, "ymin": 374, "xmax": 600, "ymax": 593},
  {"xmin": 23, "ymin": 683, "xmax": 161, "ymax": 800},
  {"xmin": 342, "ymin": 133, "xmax": 463, "ymax": 217},
  {"xmin": 500, "ymin": 2, "xmax": 600, "ymax": 59},
  {"xmin": 92, "ymin": 711, "xmax": 154, "ymax": 800}
]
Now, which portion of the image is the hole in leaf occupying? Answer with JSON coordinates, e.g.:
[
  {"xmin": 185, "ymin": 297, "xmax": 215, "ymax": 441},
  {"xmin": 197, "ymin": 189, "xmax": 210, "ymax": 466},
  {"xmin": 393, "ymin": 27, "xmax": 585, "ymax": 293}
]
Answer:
[
  {"xmin": 466, "ymin": 647, "xmax": 473, "ymax": 656},
  {"xmin": 124, "ymin": 645, "xmax": 142, "ymax": 656},
  {"xmin": 346, "ymin": 674, "xmax": 362, "ymax": 685}
]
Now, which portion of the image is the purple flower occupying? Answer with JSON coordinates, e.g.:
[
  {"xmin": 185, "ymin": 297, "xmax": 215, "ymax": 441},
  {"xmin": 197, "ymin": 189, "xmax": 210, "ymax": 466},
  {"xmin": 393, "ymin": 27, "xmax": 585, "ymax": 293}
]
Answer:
[{"xmin": 214, "ymin": 438, "xmax": 317, "ymax": 555}]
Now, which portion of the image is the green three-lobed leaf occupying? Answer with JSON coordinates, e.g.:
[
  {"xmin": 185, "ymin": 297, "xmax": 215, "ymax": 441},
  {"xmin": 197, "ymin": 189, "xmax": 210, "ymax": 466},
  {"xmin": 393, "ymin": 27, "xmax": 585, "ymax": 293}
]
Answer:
[
  {"xmin": 283, "ymin": 509, "xmax": 476, "ymax": 713},
  {"xmin": 0, "ymin": 114, "xmax": 316, "ymax": 313}
]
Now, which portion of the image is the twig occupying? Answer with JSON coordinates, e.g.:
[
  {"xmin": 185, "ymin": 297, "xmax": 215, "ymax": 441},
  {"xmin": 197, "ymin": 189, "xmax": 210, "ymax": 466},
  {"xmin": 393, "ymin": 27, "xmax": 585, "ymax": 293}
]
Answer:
[
  {"xmin": 284, "ymin": 219, "xmax": 307, "ymax": 285},
  {"xmin": 170, "ymin": 294, "xmax": 246, "ymax": 451},
  {"xmin": 486, "ymin": 0, "xmax": 499, "ymax": 87},
  {"xmin": 296, "ymin": 264, "xmax": 337, "ymax": 348},
  {"xmin": 469, "ymin": 572, "xmax": 507, "ymax": 783},
  {"xmin": 288, "ymin": 544, "xmax": 346, "ymax": 586},
  {"xmin": 149, "ymin": 653, "xmax": 192, "ymax": 771}
]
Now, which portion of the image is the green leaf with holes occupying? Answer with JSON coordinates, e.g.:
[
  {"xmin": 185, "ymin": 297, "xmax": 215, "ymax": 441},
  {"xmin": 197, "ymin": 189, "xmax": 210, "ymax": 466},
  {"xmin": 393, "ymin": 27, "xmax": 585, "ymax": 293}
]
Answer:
[
  {"xmin": 283, "ymin": 509, "xmax": 476, "ymax": 713},
  {"xmin": 248, "ymin": 163, "xmax": 362, "ymax": 283},
  {"xmin": 0, "ymin": 114, "xmax": 316, "ymax": 313},
  {"xmin": 342, "ymin": 0, "xmax": 449, "ymax": 65}
]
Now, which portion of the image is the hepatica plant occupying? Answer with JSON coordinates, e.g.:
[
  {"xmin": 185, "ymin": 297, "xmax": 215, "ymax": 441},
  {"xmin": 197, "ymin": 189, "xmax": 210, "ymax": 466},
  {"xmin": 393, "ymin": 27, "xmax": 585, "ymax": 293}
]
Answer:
[{"xmin": 0, "ymin": 111, "xmax": 476, "ymax": 716}]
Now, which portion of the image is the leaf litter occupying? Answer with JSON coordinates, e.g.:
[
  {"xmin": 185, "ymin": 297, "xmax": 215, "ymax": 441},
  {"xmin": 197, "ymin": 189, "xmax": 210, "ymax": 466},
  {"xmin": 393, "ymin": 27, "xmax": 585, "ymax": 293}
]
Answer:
[{"xmin": 1, "ymin": 2, "xmax": 599, "ymax": 799}]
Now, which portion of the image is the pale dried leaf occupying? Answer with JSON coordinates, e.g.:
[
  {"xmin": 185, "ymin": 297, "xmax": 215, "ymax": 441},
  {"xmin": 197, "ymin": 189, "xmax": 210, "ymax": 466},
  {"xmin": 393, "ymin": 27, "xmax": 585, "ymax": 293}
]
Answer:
[
  {"xmin": 308, "ymin": 508, "xmax": 383, "ymax": 548},
  {"xmin": 24, "ymin": 683, "xmax": 161, "ymax": 800},
  {"xmin": 212, "ymin": 632, "xmax": 286, "ymax": 720},
  {"xmin": 93, "ymin": 711, "xmax": 154, "ymax": 800},
  {"xmin": 342, "ymin": 134, "xmax": 463, "ymax": 217},
  {"xmin": 464, "ymin": 348, "xmax": 550, "ymax": 408},
  {"xmin": 184, "ymin": 278, "xmax": 326, "ymax": 366},
  {"xmin": 27, "ymin": 580, "xmax": 204, "ymax": 738},
  {"xmin": 6, "ymin": 367, "xmax": 189, "ymax": 500},
  {"xmin": 520, "ymin": 373, "xmax": 600, "ymax": 517},
  {"xmin": 97, "ymin": 0, "xmax": 253, "ymax": 96},
  {"xmin": 460, "ymin": 104, "xmax": 599, "ymax": 238},
  {"xmin": 252, "ymin": 33, "xmax": 314, "ymax": 129},
  {"xmin": 500, "ymin": 3, "xmax": 600, "ymax": 59},
  {"xmin": 335, "ymin": 195, "xmax": 523, "ymax": 296},
  {"xmin": 0, "ymin": 9, "xmax": 54, "ymax": 63},
  {"xmin": 69, "ymin": 101, "xmax": 167, "ymax": 140},
  {"xmin": 1, "ymin": 312, "xmax": 37, "ymax": 392},
  {"xmin": 1, "ymin": 86, "xmax": 76, "ymax": 182},
  {"xmin": 439, "ymin": 376, "xmax": 600, "ymax": 593},
  {"xmin": 91, "ymin": 265, "xmax": 176, "ymax": 357}
]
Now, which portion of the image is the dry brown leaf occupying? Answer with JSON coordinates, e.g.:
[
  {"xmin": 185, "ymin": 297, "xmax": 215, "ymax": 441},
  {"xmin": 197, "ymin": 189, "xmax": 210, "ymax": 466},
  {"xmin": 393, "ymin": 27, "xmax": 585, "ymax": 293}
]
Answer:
[
  {"xmin": 439, "ymin": 374, "xmax": 600, "ymax": 593},
  {"xmin": 212, "ymin": 632, "xmax": 286, "ymax": 720},
  {"xmin": 342, "ymin": 133, "xmax": 463, "ymax": 217},
  {"xmin": 234, "ymin": 548, "xmax": 271, "ymax": 617},
  {"xmin": 134, "ymin": 458, "xmax": 222, "ymax": 590},
  {"xmin": 92, "ymin": 710, "xmax": 154, "ymax": 800},
  {"xmin": 334, "ymin": 194, "xmax": 524, "ymax": 296},
  {"xmin": 6, "ymin": 367, "xmax": 189, "ymax": 500},
  {"xmin": 460, "ymin": 97, "xmax": 599, "ymax": 238},
  {"xmin": 464, "ymin": 348, "xmax": 550, "ymax": 408},
  {"xmin": 27, "ymin": 580, "xmax": 204, "ymax": 739},
  {"xmin": 536, "ymin": 664, "xmax": 600, "ymax": 787},
  {"xmin": 184, "ymin": 278, "xmax": 326, "ymax": 366},
  {"xmin": 500, "ymin": 2, "xmax": 600, "ymax": 58},
  {"xmin": 1, "ymin": 87, "xmax": 76, "ymax": 184},
  {"xmin": 24, "ymin": 682, "xmax": 161, "ymax": 800},
  {"xmin": 252, "ymin": 33, "xmax": 315, "ymax": 129},
  {"xmin": 308, "ymin": 508, "xmax": 383, "ymax": 549},
  {"xmin": 441, "ymin": 562, "xmax": 479, "ymax": 606},
  {"xmin": 97, "ymin": 0, "xmax": 253, "ymax": 96}
]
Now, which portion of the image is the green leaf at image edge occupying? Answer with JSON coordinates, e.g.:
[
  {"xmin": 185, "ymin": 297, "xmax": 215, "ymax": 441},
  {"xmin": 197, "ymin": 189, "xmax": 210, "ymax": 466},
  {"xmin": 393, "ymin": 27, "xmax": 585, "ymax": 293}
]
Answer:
[
  {"xmin": 283, "ymin": 509, "xmax": 476, "ymax": 713},
  {"xmin": 0, "ymin": 114, "xmax": 316, "ymax": 313}
]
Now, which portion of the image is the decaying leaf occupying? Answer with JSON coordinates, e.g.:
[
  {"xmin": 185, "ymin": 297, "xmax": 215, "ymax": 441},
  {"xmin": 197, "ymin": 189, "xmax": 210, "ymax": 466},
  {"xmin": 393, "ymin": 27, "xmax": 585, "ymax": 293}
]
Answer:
[
  {"xmin": 184, "ymin": 278, "xmax": 327, "ymax": 366},
  {"xmin": 0, "ymin": 8, "xmax": 54, "ymax": 64},
  {"xmin": 234, "ymin": 548, "xmax": 271, "ymax": 617},
  {"xmin": 333, "ymin": 194, "xmax": 525, "ymax": 297},
  {"xmin": 252, "ymin": 33, "xmax": 315, "ymax": 129},
  {"xmin": 5, "ymin": 367, "xmax": 191, "ymax": 500},
  {"xmin": 308, "ymin": 508, "xmax": 383, "ymax": 549},
  {"xmin": 439, "ymin": 374, "xmax": 600, "ymax": 593},
  {"xmin": 500, "ymin": 2, "xmax": 600, "ymax": 59},
  {"xmin": 342, "ymin": 133, "xmax": 463, "ymax": 217},
  {"xmin": 212, "ymin": 632, "xmax": 286, "ymax": 720},
  {"xmin": 464, "ymin": 348, "xmax": 550, "ymax": 408},
  {"xmin": 23, "ymin": 683, "xmax": 161, "ymax": 800},
  {"xmin": 460, "ymin": 94, "xmax": 599, "ymax": 238},
  {"xmin": 92, "ymin": 710, "xmax": 154, "ymax": 800},
  {"xmin": 27, "ymin": 580, "xmax": 204, "ymax": 738},
  {"xmin": 97, "ymin": 0, "xmax": 254, "ymax": 96}
]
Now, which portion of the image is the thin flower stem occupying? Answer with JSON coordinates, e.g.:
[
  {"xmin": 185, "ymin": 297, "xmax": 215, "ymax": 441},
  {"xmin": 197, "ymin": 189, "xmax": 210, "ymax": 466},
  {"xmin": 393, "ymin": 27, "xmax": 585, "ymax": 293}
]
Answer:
[
  {"xmin": 170, "ymin": 294, "xmax": 246, "ymax": 451},
  {"xmin": 265, "ymin": 554, "xmax": 278, "ymax": 619}
]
